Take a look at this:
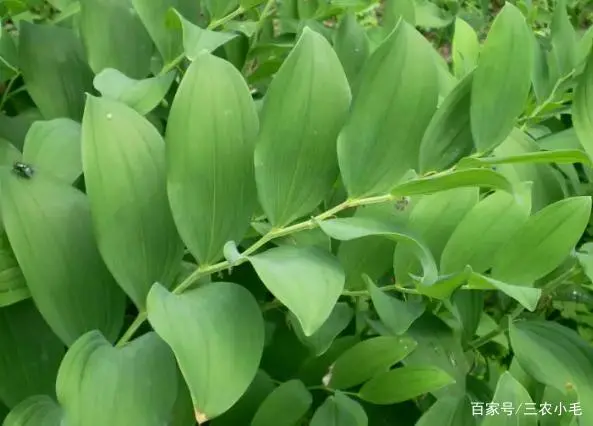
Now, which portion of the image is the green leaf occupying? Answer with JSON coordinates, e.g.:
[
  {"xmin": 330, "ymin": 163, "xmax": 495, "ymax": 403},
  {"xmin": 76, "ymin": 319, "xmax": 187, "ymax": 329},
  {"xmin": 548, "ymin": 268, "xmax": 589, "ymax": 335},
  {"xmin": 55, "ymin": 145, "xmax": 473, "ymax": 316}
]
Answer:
[
  {"xmin": 419, "ymin": 71, "xmax": 474, "ymax": 173},
  {"xmin": 18, "ymin": 22, "xmax": 94, "ymax": 120},
  {"xmin": 573, "ymin": 48, "xmax": 593, "ymax": 163},
  {"xmin": 93, "ymin": 68, "xmax": 176, "ymax": 115},
  {"xmin": 81, "ymin": 96, "xmax": 184, "ymax": 309},
  {"xmin": 319, "ymin": 217, "xmax": 438, "ymax": 286},
  {"xmin": 390, "ymin": 169, "xmax": 514, "ymax": 197},
  {"xmin": 414, "ymin": 0, "xmax": 453, "ymax": 29},
  {"xmin": 440, "ymin": 188, "xmax": 531, "ymax": 274},
  {"xmin": 131, "ymin": 0, "xmax": 200, "ymax": 63},
  {"xmin": 3, "ymin": 396, "xmax": 62, "ymax": 426},
  {"xmin": 481, "ymin": 372, "xmax": 536, "ymax": 426},
  {"xmin": 56, "ymin": 331, "xmax": 178, "ymax": 426},
  {"xmin": 393, "ymin": 188, "xmax": 478, "ymax": 285},
  {"xmin": 404, "ymin": 314, "xmax": 468, "ymax": 397},
  {"xmin": 383, "ymin": 0, "xmax": 415, "ymax": 28},
  {"xmin": 289, "ymin": 302, "xmax": 354, "ymax": 356},
  {"xmin": 550, "ymin": 0, "xmax": 577, "ymax": 79},
  {"xmin": 491, "ymin": 197, "xmax": 592, "ymax": 285},
  {"xmin": 461, "ymin": 149, "xmax": 592, "ymax": 168},
  {"xmin": 333, "ymin": 13, "xmax": 370, "ymax": 87},
  {"xmin": 358, "ymin": 366, "xmax": 454, "ymax": 404},
  {"xmin": 250, "ymin": 380, "xmax": 312, "ymax": 426},
  {"xmin": 80, "ymin": 0, "xmax": 153, "ymax": 78},
  {"xmin": 466, "ymin": 272, "xmax": 541, "ymax": 311},
  {"xmin": 0, "ymin": 230, "xmax": 29, "ymax": 308},
  {"xmin": 167, "ymin": 9, "xmax": 238, "ymax": 61},
  {"xmin": 0, "ymin": 300, "xmax": 64, "ymax": 408},
  {"xmin": 338, "ymin": 21, "xmax": 438, "ymax": 197},
  {"xmin": 147, "ymin": 282, "xmax": 265, "ymax": 421},
  {"xmin": 0, "ymin": 170, "xmax": 126, "ymax": 345},
  {"xmin": 166, "ymin": 52, "xmax": 257, "ymax": 264},
  {"xmin": 22, "ymin": 118, "xmax": 82, "ymax": 184},
  {"xmin": 255, "ymin": 27, "xmax": 350, "ymax": 227},
  {"xmin": 249, "ymin": 246, "xmax": 345, "ymax": 336},
  {"xmin": 509, "ymin": 320, "xmax": 593, "ymax": 424},
  {"xmin": 470, "ymin": 4, "xmax": 533, "ymax": 152},
  {"xmin": 310, "ymin": 392, "xmax": 368, "ymax": 426},
  {"xmin": 204, "ymin": 0, "xmax": 238, "ymax": 20},
  {"xmin": 452, "ymin": 18, "xmax": 479, "ymax": 78},
  {"xmin": 328, "ymin": 335, "xmax": 417, "ymax": 390},
  {"xmin": 493, "ymin": 129, "xmax": 565, "ymax": 212},
  {"xmin": 416, "ymin": 396, "xmax": 475, "ymax": 426},
  {"xmin": 366, "ymin": 276, "xmax": 424, "ymax": 335}
]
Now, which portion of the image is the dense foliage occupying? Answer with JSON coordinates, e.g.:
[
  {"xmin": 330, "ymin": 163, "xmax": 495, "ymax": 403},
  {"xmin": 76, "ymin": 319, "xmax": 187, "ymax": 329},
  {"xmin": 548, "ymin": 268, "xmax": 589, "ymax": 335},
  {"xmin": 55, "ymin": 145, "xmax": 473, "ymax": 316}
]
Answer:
[{"xmin": 1, "ymin": 0, "xmax": 593, "ymax": 425}]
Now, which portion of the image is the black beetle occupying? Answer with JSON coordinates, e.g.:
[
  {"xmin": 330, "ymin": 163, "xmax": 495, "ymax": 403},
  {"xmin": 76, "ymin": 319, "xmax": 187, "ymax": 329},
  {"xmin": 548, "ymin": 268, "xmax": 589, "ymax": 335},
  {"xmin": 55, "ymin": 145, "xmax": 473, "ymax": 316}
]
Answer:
[{"xmin": 12, "ymin": 161, "xmax": 35, "ymax": 179}]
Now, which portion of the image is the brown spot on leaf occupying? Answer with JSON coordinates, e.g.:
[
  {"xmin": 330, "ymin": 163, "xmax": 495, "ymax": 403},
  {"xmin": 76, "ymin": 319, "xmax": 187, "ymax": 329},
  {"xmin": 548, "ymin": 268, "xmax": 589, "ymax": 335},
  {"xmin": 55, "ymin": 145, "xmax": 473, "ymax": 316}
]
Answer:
[{"xmin": 195, "ymin": 409, "xmax": 209, "ymax": 424}]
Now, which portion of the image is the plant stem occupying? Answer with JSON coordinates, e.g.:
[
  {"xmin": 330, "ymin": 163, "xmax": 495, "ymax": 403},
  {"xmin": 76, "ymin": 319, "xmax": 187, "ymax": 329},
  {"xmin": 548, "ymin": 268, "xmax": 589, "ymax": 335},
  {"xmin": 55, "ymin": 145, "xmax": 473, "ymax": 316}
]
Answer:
[
  {"xmin": 116, "ymin": 193, "xmax": 396, "ymax": 346},
  {"xmin": 342, "ymin": 284, "xmax": 421, "ymax": 297},
  {"xmin": 0, "ymin": 73, "xmax": 19, "ymax": 112},
  {"xmin": 250, "ymin": 0, "xmax": 276, "ymax": 49},
  {"xmin": 158, "ymin": 6, "xmax": 245, "ymax": 76},
  {"xmin": 208, "ymin": 6, "xmax": 246, "ymax": 29}
]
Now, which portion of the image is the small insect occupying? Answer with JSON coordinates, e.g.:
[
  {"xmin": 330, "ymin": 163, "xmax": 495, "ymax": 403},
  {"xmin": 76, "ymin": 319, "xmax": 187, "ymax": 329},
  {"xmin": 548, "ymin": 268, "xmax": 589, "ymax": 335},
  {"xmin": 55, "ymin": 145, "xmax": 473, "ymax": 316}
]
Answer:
[
  {"xmin": 12, "ymin": 161, "xmax": 35, "ymax": 179},
  {"xmin": 394, "ymin": 196, "xmax": 410, "ymax": 211}
]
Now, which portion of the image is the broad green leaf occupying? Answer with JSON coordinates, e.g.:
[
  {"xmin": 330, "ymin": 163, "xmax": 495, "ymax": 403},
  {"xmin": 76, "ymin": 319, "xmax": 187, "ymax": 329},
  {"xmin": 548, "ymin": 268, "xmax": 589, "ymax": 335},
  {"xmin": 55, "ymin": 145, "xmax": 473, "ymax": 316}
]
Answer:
[
  {"xmin": 491, "ymin": 197, "xmax": 592, "ymax": 285},
  {"xmin": 250, "ymin": 380, "xmax": 312, "ymax": 426},
  {"xmin": 204, "ymin": 0, "xmax": 238, "ymax": 20},
  {"xmin": 338, "ymin": 21, "xmax": 438, "ymax": 197},
  {"xmin": 3, "ymin": 396, "xmax": 62, "ymax": 426},
  {"xmin": 470, "ymin": 4, "xmax": 533, "ymax": 152},
  {"xmin": 333, "ymin": 13, "xmax": 370, "ymax": 86},
  {"xmin": 147, "ymin": 282, "xmax": 265, "ymax": 421},
  {"xmin": 383, "ymin": 0, "xmax": 415, "ymax": 28},
  {"xmin": 22, "ymin": 118, "xmax": 82, "ymax": 184},
  {"xmin": 358, "ymin": 366, "xmax": 454, "ymax": 404},
  {"xmin": 93, "ymin": 68, "xmax": 176, "ymax": 115},
  {"xmin": 393, "ymin": 188, "xmax": 478, "ymax": 285},
  {"xmin": 509, "ymin": 320, "xmax": 593, "ymax": 424},
  {"xmin": 452, "ymin": 18, "xmax": 479, "ymax": 78},
  {"xmin": 0, "ymin": 112, "xmax": 42, "ymax": 152},
  {"xmin": 0, "ymin": 300, "xmax": 64, "ymax": 408},
  {"xmin": 336, "ymin": 202, "xmax": 415, "ymax": 290},
  {"xmin": 249, "ymin": 246, "xmax": 345, "ymax": 336},
  {"xmin": 537, "ymin": 128, "xmax": 582, "ymax": 151},
  {"xmin": 0, "ymin": 230, "xmax": 29, "ymax": 307},
  {"xmin": 573, "ymin": 48, "xmax": 593, "ymax": 162},
  {"xmin": 450, "ymin": 290, "xmax": 483, "ymax": 343},
  {"xmin": 481, "ymin": 372, "xmax": 536, "ymax": 426},
  {"xmin": 414, "ymin": 0, "xmax": 453, "ymax": 28},
  {"xmin": 0, "ymin": 170, "xmax": 126, "ymax": 345},
  {"xmin": 167, "ymin": 9, "xmax": 238, "ymax": 61},
  {"xmin": 56, "ymin": 331, "xmax": 177, "ymax": 426},
  {"xmin": 416, "ymin": 395, "xmax": 475, "ymax": 426},
  {"xmin": 211, "ymin": 371, "xmax": 276, "ymax": 426},
  {"xmin": 419, "ymin": 71, "xmax": 474, "ymax": 173},
  {"xmin": 310, "ymin": 392, "xmax": 367, "ymax": 426},
  {"xmin": 460, "ymin": 149, "xmax": 592, "ymax": 168},
  {"xmin": 466, "ymin": 272, "xmax": 541, "ymax": 311},
  {"xmin": 366, "ymin": 276, "xmax": 424, "ymax": 335},
  {"xmin": 18, "ymin": 22, "xmax": 94, "ymax": 120},
  {"xmin": 0, "ymin": 139, "xmax": 21, "ymax": 166},
  {"xmin": 390, "ymin": 168, "xmax": 513, "ymax": 197},
  {"xmin": 82, "ymin": 96, "xmax": 184, "ymax": 309},
  {"xmin": 550, "ymin": 0, "xmax": 577, "ymax": 79},
  {"xmin": 131, "ymin": 0, "xmax": 200, "ymax": 63},
  {"xmin": 319, "ymin": 217, "xmax": 438, "ymax": 286},
  {"xmin": 0, "ymin": 25, "xmax": 18, "ymax": 81},
  {"xmin": 255, "ymin": 27, "xmax": 350, "ymax": 227},
  {"xmin": 80, "ymin": 0, "xmax": 153, "ymax": 78},
  {"xmin": 494, "ymin": 129, "xmax": 565, "ymax": 212},
  {"xmin": 404, "ymin": 314, "xmax": 468, "ymax": 397},
  {"xmin": 166, "ymin": 52, "xmax": 257, "ymax": 264},
  {"xmin": 441, "ymin": 189, "xmax": 531, "ymax": 274},
  {"xmin": 289, "ymin": 302, "xmax": 354, "ymax": 356},
  {"xmin": 328, "ymin": 335, "xmax": 417, "ymax": 390}
]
